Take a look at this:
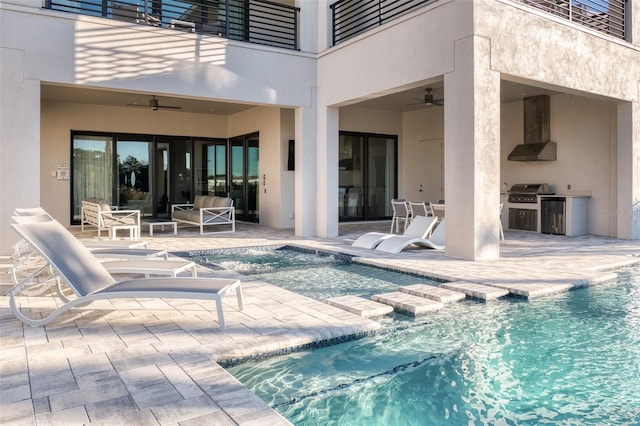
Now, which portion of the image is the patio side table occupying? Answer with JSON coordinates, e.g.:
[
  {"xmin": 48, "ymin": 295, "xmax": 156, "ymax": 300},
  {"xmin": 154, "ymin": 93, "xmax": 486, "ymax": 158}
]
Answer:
[{"xmin": 147, "ymin": 221, "xmax": 177, "ymax": 236}]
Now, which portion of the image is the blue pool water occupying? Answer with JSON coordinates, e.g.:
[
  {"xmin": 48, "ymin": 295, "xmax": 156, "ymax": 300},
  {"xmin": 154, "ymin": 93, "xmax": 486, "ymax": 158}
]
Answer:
[
  {"xmin": 225, "ymin": 267, "xmax": 640, "ymax": 426},
  {"xmin": 190, "ymin": 246, "xmax": 443, "ymax": 300}
]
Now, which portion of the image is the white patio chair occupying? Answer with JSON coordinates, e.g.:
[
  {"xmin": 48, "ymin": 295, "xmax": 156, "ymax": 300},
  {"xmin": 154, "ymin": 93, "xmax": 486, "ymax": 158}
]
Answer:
[
  {"xmin": 390, "ymin": 199, "xmax": 411, "ymax": 233},
  {"xmin": 409, "ymin": 201, "xmax": 435, "ymax": 223}
]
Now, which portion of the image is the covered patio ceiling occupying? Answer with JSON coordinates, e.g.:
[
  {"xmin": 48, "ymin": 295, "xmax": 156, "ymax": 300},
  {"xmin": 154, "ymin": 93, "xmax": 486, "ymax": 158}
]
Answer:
[{"xmin": 43, "ymin": 79, "xmax": 609, "ymax": 115}]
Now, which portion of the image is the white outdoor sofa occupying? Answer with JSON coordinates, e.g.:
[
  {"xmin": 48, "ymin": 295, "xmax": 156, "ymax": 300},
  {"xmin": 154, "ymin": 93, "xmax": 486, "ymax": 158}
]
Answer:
[
  {"xmin": 171, "ymin": 195, "xmax": 235, "ymax": 234},
  {"xmin": 81, "ymin": 198, "xmax": 141, "ymax": 240}
]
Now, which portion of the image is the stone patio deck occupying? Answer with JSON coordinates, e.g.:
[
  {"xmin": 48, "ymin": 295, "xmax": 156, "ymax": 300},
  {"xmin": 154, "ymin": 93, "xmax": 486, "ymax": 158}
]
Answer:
[{"xmin": 1, "ymin": 221, "xmax": 638, "ymax": 425}]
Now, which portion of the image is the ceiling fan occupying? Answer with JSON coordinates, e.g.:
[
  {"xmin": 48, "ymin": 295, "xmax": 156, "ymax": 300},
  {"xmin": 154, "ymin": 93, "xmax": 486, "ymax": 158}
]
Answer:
[
  {"xmin": 410, "ymin": 88, "xmax": 444, "ymax": 107},
  {"xmin": 126, "ymin": 95, "xmax": 182, "ymax": 111}
]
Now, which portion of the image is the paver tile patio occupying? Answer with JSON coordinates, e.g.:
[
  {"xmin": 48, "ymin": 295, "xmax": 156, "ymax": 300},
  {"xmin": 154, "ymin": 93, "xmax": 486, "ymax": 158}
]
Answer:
[{"xmin": 1, "ymin": 221, "xmax": 638, "ymax": 424}]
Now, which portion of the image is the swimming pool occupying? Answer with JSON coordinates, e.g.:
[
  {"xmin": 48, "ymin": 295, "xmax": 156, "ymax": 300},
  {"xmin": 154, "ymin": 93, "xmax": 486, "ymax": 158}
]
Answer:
[
  {"xmin": 188, "ymin": 246, "xmax": 444, "ymax": 300},
  {"xmin": 225, "ymin": 267, "xmax": 640, "ymax": 425}
]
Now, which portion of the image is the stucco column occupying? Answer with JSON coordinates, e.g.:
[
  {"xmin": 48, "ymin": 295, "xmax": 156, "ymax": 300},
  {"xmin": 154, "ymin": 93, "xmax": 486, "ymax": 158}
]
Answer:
[
  {"xmin": 296, "ymin": 0, "xmax": 318, "ymax": 53},
  {"xmin": 616, "ymin": 100, "xmax": 640, "ymax": 239},
  {"xmin": 443, "ymin": 35, "xmax": 501, "ymax": 260},
  {"xmin": 316, "ymin": 105, "xmax": 339, "ymax": 238},
  {"xmin": 630, "ymin": 0, "xmax": 640, "ymax": 45},
  {"xmin": 0, "ymin": 48, "xmax": 41, "ymax": 255},
  {"xmin": 295, "ymin": 102, "xmax": 317, "ymax": 237}
]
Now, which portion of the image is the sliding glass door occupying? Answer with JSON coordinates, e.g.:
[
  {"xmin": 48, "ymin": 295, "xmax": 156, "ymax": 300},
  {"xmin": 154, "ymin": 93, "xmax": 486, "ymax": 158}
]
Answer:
[
  {"xmin": 230, "ymin": 132, "xmax": 259, "ymax": 222},
  {"xmin": 339, "ymin": 132, "xmax": 397, "ymax": 221},
  {"xmin": 72, "ymin": 134, "xmax": 114, "ymax": 221},
  {"xmin": 194, "ymin": 139, "xmax": 228, "ymax": 197},
  {"xmin": 117, "ymin": 138, "xmax": 153, "ymax": 215},
  {"xmin": 366, "ymin": 136, "xmax": 397, "ymax": 218},
  {"xmin": 72, "ymin": 132, "xmax": 259, "ymax": 224}
]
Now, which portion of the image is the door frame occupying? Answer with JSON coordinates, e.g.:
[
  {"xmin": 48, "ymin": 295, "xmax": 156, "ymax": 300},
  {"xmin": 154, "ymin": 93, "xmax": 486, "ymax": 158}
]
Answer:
[{"xmin": 338, "ymin": 131, "xmax": 398, "ymax": 221}]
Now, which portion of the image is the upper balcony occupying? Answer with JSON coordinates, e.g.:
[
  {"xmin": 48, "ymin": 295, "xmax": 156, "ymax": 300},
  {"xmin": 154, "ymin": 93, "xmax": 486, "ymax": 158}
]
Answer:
[
  {"xmin": 43, "ymin": 0, "xmax": 300, "ymax": 50},
  {"xmin": 43, "ymin": 0, "xmax": 629, "ymax": 53},
  {"xmin": 514, "ymin": 0, "xmax": 626, "ymax": 40},
  {"xmin": 330, "ymin": 0, "xmax": 627, "ymax": 45}
]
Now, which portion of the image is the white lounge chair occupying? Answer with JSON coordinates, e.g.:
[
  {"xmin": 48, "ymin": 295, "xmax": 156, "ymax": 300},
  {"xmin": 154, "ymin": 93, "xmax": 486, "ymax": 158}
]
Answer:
[
  {"xmin": 375, "ymin": 219, "xmax": 446, "ymax": 254},
  {"xmin": 11, "ymin": 212, "xmax": 192, "ymax": 277},
  {"xmin": 352, "ymin": 215, "xmax": 438, "ymax": 249},
  {"xmin": 9, "ymin": 220, "xmax": 244, "ymax": 330},
  {"xmin": 13, "ymin": 207, "xmax": 51, "ymax": 217},
  {"xmin": 11, "ymin": 212, "xmax": 168, "ymax": 259},
  {"xmin": 9, "ymin": 211, "xmax": 57, "ymax": 285}
]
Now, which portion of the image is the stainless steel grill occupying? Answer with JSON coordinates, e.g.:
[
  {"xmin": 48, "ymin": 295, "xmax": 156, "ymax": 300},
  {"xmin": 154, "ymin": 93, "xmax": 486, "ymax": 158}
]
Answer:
[{"xmin": 507, "ymin": 183, "xmax": 553, "ymax": 203}]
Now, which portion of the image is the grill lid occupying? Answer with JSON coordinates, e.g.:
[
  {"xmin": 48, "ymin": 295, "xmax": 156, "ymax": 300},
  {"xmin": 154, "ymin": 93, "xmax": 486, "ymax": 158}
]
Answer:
[
  {"xmin": 508, "ymin": 183, "xmax": 552, "ymax": 195},
  {"xmin": 507, "ymin": 183, "xmax": 553, "ymax": 203}
]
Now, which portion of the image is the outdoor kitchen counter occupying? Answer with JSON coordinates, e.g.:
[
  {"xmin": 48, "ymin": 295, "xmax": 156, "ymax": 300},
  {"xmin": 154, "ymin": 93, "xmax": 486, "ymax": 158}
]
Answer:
[
  {"xmin": 538, "ymin": 193, "xmax": 591, "ymax": 236},
  {"xmin": 538, "ymin": 192, "xmax": 592, "ymax": 198},
  {"xmin": 501, "ymin": 192, "xmax": 591, "ymax": 236}
]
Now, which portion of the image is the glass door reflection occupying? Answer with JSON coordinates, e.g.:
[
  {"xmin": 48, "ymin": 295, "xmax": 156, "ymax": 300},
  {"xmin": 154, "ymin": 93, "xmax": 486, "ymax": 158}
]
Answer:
[
  {"xmin": 230, "ymin": 132, "xmax": 259, "ymax": 222},
  {"xmin": 117, "ymin": 139, "xmax": 153, "ymax": 217}
]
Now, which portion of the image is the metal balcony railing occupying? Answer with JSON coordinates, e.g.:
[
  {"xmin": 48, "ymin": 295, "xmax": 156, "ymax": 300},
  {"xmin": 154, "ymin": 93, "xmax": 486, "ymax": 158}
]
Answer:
[
  {"xmin": 517, "ymin": 0, "xmax": 626, "ymax": 40},
  {"xmin": 330, "ymin": 0, "xmax": 626, "ymax": 46},
  {"xmin": 43, "ymin": 0, "xmax": 300, "ymax": 50},
  {"xmin": 330, "ymin": 0, "xmax": 432, "ymax": 45}
]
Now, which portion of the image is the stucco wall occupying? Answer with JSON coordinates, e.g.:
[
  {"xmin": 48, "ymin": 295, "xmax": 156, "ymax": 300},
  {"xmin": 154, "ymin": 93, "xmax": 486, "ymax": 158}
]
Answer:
[
  {"xmin": 2, "ymin": 6, "xmax": 316, "ymax": 108},
  {"xmin": 480, "ymin": 0, "xmax": 639, "ymax": 102},
  {"xmin": 317, "ymin": 0, "xmax": 469, "ymax": 107},
  {"xmin": 228, "ymin": 106, "xmax": 288, "ymax": 228}
]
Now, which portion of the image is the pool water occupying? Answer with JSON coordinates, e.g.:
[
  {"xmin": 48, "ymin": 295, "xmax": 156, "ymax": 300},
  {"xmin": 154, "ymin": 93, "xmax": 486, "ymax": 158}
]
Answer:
[
  {"xmin": 226, "ymin": 268, "xmax": 640, "ymax": 426},
  {"xmin": 191, "ymin": 247, "xmax": 351, "ymax": 275},
  {"xmin": 191, "ymin": 246, "xmax": 443, "ymax": 300}
]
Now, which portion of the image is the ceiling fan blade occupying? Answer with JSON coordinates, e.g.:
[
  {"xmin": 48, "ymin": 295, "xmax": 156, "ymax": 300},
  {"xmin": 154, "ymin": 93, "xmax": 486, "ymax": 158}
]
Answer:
[{"xmin": 126, "ymin": 96, "xmax": 182, "ymax": 110}]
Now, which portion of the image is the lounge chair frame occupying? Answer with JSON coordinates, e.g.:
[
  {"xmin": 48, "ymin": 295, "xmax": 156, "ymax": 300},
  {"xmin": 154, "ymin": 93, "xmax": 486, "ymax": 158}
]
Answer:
[
  {"xmin": 376, "ymin": 219, "xmax": 446, "ymax": 253},
  {"xmin": 10, "ymin": 220, "xmax": 244, "ymax": 330},
  {"xmin": 352, "ymin": 215, "xmax": 438, "ymax": 250}
]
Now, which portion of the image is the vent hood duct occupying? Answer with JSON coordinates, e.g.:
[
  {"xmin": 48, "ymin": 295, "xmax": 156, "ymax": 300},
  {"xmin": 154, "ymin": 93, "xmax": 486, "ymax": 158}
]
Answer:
[{"xmin": 508, "ymin": 94, "xmax": 557, "ymax": 161}]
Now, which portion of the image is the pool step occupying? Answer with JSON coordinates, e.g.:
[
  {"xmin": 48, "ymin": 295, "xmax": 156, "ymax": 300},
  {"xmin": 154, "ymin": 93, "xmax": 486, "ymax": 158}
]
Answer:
[
  {"xmin": 371, "ymin": 292, "xmax": 444, "ymax": 316},
  {"xmin": 399, "ymin": 284, "xmax": 466, "ymax": 303},
  {"xmin": 324, "ymin": 295, "xmax": 394, "ymax": 318},
  {"xmin": 440, "ymin": 282, "xmax": 509, "ymax": 300}
]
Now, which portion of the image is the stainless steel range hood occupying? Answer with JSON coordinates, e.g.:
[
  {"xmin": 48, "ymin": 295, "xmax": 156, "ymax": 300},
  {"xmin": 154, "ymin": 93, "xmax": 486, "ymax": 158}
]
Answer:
[
  {"xmin": 507, "ymin": 141, "xmax": 557, "ymax": 161},
  {"xmin": 508, "ymin": 95, "xmax": 557, "ymax": 161}
]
